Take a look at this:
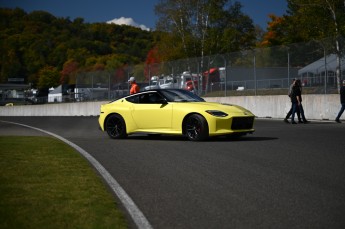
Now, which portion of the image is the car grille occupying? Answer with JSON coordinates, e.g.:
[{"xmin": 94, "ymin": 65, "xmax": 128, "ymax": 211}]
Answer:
[{"xmin": 231, "ymin": 117, "xmax": 254, "ymax": 130}]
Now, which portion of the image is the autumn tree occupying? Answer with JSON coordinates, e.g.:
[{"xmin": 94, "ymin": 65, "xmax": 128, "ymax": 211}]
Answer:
[
  {"xmin": 61, "ymin": 60, "xmax": 79, "ymax": 84},
  {"xmin": 0, "ymin": 49, "xmax": 23, "ymax": 83},
  {"xmin": 260, "ymin": 14, "xmax": 287, "ymax": 47},
  {"xmin": 144, "ymin": 46, "xmax": 161, "ymax": 81},
  {"xmin": 37, "ymin": 66, "xmax": 60, "ymax": 89}
]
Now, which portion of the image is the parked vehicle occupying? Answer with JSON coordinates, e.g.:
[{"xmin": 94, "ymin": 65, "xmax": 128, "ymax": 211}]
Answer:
[{"xmin": 145, "ymin": 76, "xmax": 180, "ymax": 90}]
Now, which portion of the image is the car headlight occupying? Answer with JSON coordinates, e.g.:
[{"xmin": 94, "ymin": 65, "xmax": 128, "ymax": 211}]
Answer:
[{"xmin": 206, "ymin": 110, "xmax": 228, "ymax": 117}]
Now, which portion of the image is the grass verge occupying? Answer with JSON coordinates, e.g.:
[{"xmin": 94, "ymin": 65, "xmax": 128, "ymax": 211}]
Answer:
[{"xmin": 0, "ymin": 136, "xmax": 128, "ymax": 229}]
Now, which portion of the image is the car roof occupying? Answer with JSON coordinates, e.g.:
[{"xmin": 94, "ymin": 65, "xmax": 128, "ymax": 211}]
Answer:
[
  {"xmin": 111, "ymin": 88, "xmax": 188, "ymax": 102},
  {"xmin": 143, "ymin": 88, "xmax": 186, "ymax": 93}
]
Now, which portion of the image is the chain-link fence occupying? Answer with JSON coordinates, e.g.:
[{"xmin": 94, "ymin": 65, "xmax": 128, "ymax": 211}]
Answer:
[{"xmin": 68, "ymin": 36, "xmax": 345, "ymax": 102}]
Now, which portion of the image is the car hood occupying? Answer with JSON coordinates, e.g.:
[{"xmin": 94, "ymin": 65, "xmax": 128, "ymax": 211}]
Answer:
[{"xmin": 179, "ymin": 102, "xmax": 254, "ymax": 116}]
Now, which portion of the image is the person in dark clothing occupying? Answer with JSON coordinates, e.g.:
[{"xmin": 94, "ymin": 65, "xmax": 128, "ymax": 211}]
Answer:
[
  {"xmin": 284, "ymin": 79, "xmax": 302, "ymax": 123},
  {"xmin": 335, "ymin": 80, "xmax": 345, "ymax": 123},
  {"xmin": 291, "ymin": 79, "xmax": 309, "ymax": 124},
  {"xmin": 285, "ymin": 107, "xmax": 302, "ymax": 123}
]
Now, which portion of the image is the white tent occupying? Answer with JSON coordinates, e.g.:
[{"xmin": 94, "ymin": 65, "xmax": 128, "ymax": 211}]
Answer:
[
  {"xmin": 298, "ymin": 54, "xmax": 345, "ymax": 76},
  {"xmin": 48, "ymin": 85, "xmax": 62, "ymax": 102}
]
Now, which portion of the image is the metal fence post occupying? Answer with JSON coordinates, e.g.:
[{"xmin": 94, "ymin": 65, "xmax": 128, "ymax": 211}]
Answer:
[
  {"xmin": 287, "ymin": 48, "xmax": 290, "ymax": 91},
  {"xmin": 108, "ymin": 72, "xmax": 111, "ymax": 100},
  {"xmin": 253, "ymin": 52, "xmax": 257, "ymax": 96},
  {"xmin": 324, "ymin": 49, "xmax": 327, "ymax": 94},
  {"xmin": 224, "ymin": 55, "xmax": 227, "ymax": 97}
]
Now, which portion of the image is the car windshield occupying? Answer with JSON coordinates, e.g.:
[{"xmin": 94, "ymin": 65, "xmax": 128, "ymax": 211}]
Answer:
[{"xmin": 160, "ymin": 89, "xmax": 205, "ymax": 102}]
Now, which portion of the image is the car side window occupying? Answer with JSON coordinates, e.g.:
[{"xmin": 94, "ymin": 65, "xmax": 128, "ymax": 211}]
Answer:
[
  {"xmin": 139, "ymin": 92, "xmax": 164, "ymax": 104},
  {"xmin": 126, "ymin": 94, "xmax": 140, "ymax": 103},
  {"xmin": 138, "ymin": 94, "xmax": 148, "ymax": 103}
]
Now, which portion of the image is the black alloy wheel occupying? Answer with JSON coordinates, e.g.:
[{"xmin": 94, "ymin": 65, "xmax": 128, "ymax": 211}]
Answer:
[
  {"xmin": 105, "ymin": 114, "xmax": 127, "ymax": 139},
  {"xmin": 185, "ymin": 114, "xmax": 209, "ymax": 141}
]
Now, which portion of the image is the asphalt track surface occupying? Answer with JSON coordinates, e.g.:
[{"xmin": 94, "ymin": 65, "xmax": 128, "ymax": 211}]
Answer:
[{"xmin": 1, "ymin": 117, "xmax": 345, "ymax": 229}]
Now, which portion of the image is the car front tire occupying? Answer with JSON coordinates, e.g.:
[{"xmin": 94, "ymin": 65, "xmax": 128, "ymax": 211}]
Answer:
[
  {"xmin": 185, "ymin": 114, "xmax": 209, "ymax": 141},
  {"xmin": 105, "ymin": 114, "xmax": 127, "ymax": 139}
]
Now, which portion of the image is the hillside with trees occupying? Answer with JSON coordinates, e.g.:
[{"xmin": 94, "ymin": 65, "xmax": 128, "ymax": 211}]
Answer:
[{"xmin": 0, "ymin": 7, "xmax": 155, "ymax": 88}]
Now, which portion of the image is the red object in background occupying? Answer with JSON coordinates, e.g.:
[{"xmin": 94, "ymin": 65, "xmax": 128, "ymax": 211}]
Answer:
[
  {"xmin": 144, "ymin": 46, "xmax": 161, "ymax": 82},
  {"xmin": 185, "ymin": 80, "xmax": 199, "ymax": 91},
  {"xmin": 199, "ymin": 68, "xmax": 220, "ymax": 90},
  {"xmin": 204, "ymin": 68, "xmax": 218, "ymax": 75}
]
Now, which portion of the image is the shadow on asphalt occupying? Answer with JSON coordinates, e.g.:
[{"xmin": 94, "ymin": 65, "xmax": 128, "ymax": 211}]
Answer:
[
  {"xmin": 115, "ymin": 134, "xmax": 278, "ymax": 142},
  {"xmin": 208, "ymin": 136, "xmax": 278, "ymax": 142},
  {"xmin": 278, "ymin": 120, "xmax": 341, "ymax": 125}
]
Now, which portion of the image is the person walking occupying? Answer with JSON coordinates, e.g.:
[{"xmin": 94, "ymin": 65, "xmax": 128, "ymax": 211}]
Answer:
[
  {"xmin": 290, "ymin": 79, "xmax": 309, "ymax": 124},
  {"xmin": 335, "ymin": 80, "xmax": 345, "ymax": 123},
  {"xmin": 284, "ymin": 79, "xmax": 302, "ymax": 123},
  {"xmin": 128, "ymin": 76, "xmax": 140, "ymax": 95}
]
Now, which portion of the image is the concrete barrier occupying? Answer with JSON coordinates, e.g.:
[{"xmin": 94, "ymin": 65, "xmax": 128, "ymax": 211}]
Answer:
[
  {"xmin": 0, "ymin": 94, "xmax": 342, "ymax": 121},
  {"xmin": 205, "ymin": 94, "xmax": 340, "ymax": 120},
  {"xmin": 0, "ymin": 101, "xmax": 105, "ymax": 117}
]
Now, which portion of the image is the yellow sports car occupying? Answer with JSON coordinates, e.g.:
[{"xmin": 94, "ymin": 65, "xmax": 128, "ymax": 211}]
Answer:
[{"xmin": 98, "ymin": 89, "xmax": 255, "ymax": 141}]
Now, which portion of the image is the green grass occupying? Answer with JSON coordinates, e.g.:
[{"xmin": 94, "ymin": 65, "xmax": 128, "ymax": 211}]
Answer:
[{"xmin": 0, "ymin": 136, "xmax": 128, "ymax": 229}]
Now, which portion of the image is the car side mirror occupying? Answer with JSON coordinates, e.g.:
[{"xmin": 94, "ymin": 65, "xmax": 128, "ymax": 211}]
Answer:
[{"xmin": 158, "ymin": 98, "xmax": 168, "ymax": 104}]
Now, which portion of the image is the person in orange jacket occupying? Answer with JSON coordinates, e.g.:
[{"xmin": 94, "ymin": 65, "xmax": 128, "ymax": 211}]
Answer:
[{"xmin": 128, "ymin": 76, "xmax": 140, "ymax": 94}]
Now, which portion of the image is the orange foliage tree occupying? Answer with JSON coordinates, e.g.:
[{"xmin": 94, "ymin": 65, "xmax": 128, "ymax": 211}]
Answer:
[
  {"xmin": 259, "ymin": 14, "xmax": 287, "ymax": 47},
  {"xmin": 60, "ymin": 60, "xmax": 79, "ymax": 84},
  {"xmin": 144, "ymin": 46, "xmax": 161, "ymax": 81}
]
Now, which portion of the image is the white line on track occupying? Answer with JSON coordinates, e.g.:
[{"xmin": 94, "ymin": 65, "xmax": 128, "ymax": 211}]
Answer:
[{"xmin": 1, "ymin": 120, "xmax": 153, "ymax": 229}]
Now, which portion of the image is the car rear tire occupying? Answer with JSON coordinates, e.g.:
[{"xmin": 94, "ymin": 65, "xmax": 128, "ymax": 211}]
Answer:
[
  {"xmin": 105, "ymin": 114, "xmax": 127, "ymax": 139},
  {"xmin": 185, "ymin": 114, "xmax": 209, "ymax": 141}
]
